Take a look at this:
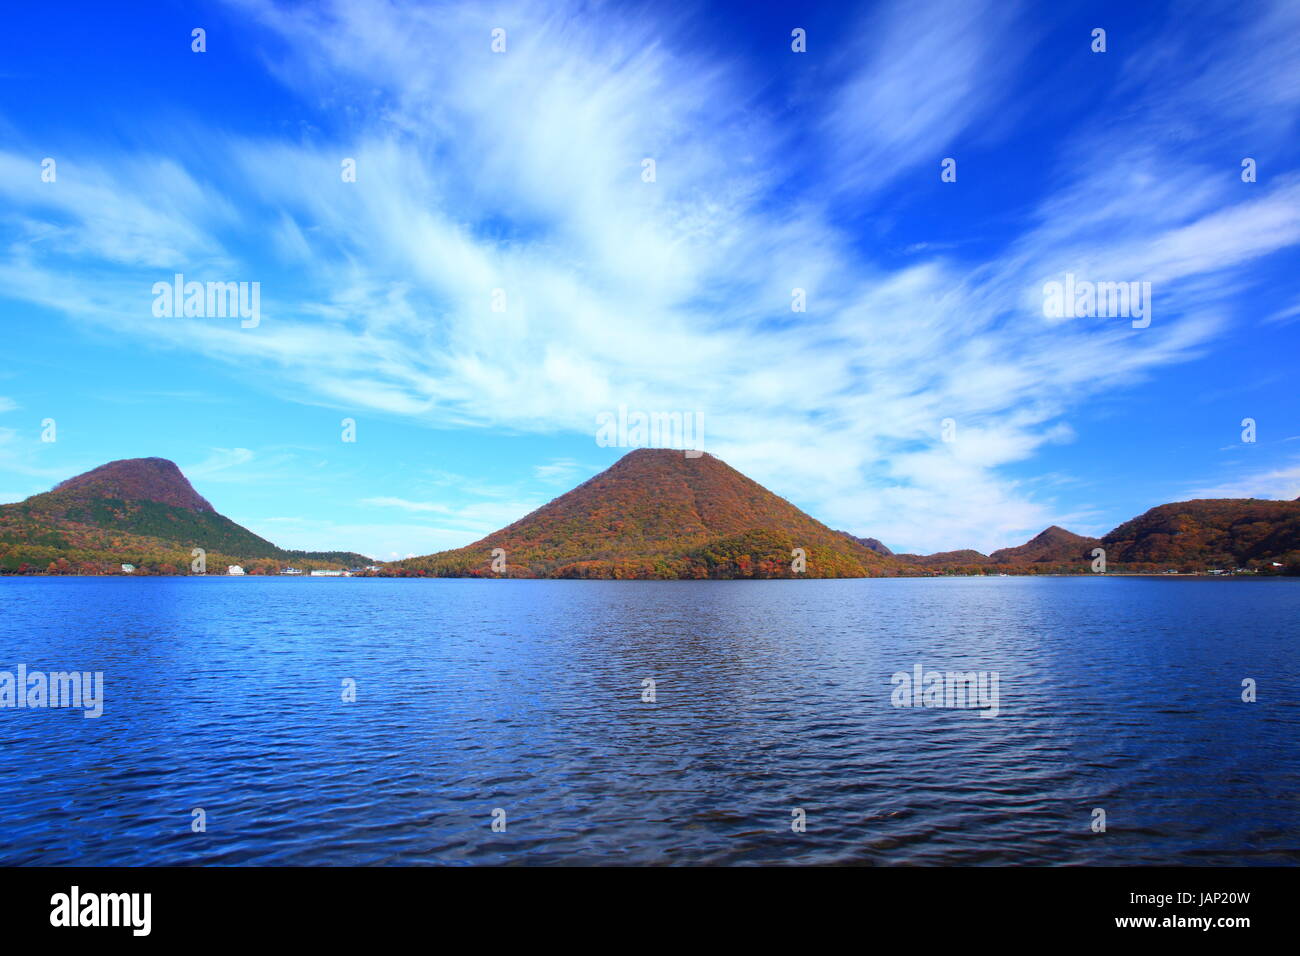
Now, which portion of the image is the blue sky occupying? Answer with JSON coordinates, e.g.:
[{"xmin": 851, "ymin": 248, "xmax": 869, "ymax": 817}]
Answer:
[{"xmin": 1, "ymin": 0, "xmax": 1298, "ymax": 560}]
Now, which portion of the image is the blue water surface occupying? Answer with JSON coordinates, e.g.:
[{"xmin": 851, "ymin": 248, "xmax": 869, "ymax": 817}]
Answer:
[{"xmin": 0, "ymin": 576, "xmax": 1296, "ymax": 865}]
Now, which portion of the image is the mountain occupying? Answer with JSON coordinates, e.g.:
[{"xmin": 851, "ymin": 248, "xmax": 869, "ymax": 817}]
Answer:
[
  {"xmin": 838, "ymin": 531, "xmax": 893, "ymax": 556},
  {"xmin": 1102, "ymin": 499, "xmax": 1300, "ymax": 568},
  {"xmin": 0, "ymin": 458, "xmax": 371, "ymax": 574},
  {"xmin": 392, "ymin": 448, "xmax": 899, "ymax": 578},
  {"xmin": 988, "ymin": 526, "xmax": 1100, "ymax": 564}
]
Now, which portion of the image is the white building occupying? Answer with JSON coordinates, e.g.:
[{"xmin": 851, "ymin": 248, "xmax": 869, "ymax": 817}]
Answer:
[
  {"xmin": 120, "ymin": 564, "xmax": 135, "ymax": 573},
  {"xmin": 309, "ymin": 569, "xmax": 347, "ymax": 576},
  {"xmin": 227, "ymin": 565, "xmax": 246, "ymax": 576}
]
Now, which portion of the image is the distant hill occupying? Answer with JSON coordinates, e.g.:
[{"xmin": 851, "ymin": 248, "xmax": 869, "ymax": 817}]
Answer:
[
  {"xmin": 392, "ymin": 449, "xmax": 898, "ymax": 578},
  {"xmin": 0, "ymin": 458, "xmax": 371, "ymax": 574},
  {"xmin": 837, "ymin": 531, "xmax": 893, "ymax": 556},
  {"xmin": 1102, "ymin": 499, "xmax": 1300, "ymax": 568},
  {"xmin": 894, "ymin": 549, "xmax": 991, "ymax": 567},
  {"xmin": 894, "ymin": 527, "xmax": 1096, "ymax": 568},
  {"xmin": 988, "ymin": 526, "xmax": 1100, "ymax": 564},
  {"xmin": 895, "ymin": 526, "xmax": 1108, "ymax": 571},
  {"xmin": 893, "ymin": 506, "xmax": 1299, "ymax": 574}
]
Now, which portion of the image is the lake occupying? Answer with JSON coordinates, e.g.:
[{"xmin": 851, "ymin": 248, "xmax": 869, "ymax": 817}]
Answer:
[{"xmin": 0, "ymin": 576, "xmax": 1296, "ymax": 865}]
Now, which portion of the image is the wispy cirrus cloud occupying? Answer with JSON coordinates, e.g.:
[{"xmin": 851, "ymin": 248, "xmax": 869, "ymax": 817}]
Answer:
[
  {"xmin": 819, "ymin": 0, "xmax": 1031, "ymax": 197},
  {"xmin": 181, "ymin": 447, "xmax": 256, "ymax": 478},
  {"xmin": 362, "ymin": 496, "xmax": 443, "ymax": 514},
  {"xmin": 357, "ymin": 493, "xmax": 546, "ymax": 554},
  {"xmin": 533, "ymin": 458, "xmax": 586, "ymax": 485},
  {"xmin": 1189, "ymin": 462, "xmax": 1300, "ymax": 502}
]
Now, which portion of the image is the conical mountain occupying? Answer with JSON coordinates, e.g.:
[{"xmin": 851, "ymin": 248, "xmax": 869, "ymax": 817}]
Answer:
[{"xmin": 394, "ymin": 448, "xmax": 897, "ymax": 578}]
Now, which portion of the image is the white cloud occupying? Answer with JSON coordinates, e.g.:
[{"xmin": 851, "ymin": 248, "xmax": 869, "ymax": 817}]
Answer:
[
  {"xmin": 362, "ymin": 496, "xmax": 444, "ymax": 514},
  {"xmin": 533, "ymin": 458, "xmax": 585, "ymax": 484},
  {"xmin": 360, "ymin": 494, "xmax": 545, "ymax": 544},
  {"xmin": 182, "ymin": 447, "xmax": 256, "ymax": 478},
  {"xmin": 1189, "ymin": 462, "xmax": 1300, "ymax": 502}
]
